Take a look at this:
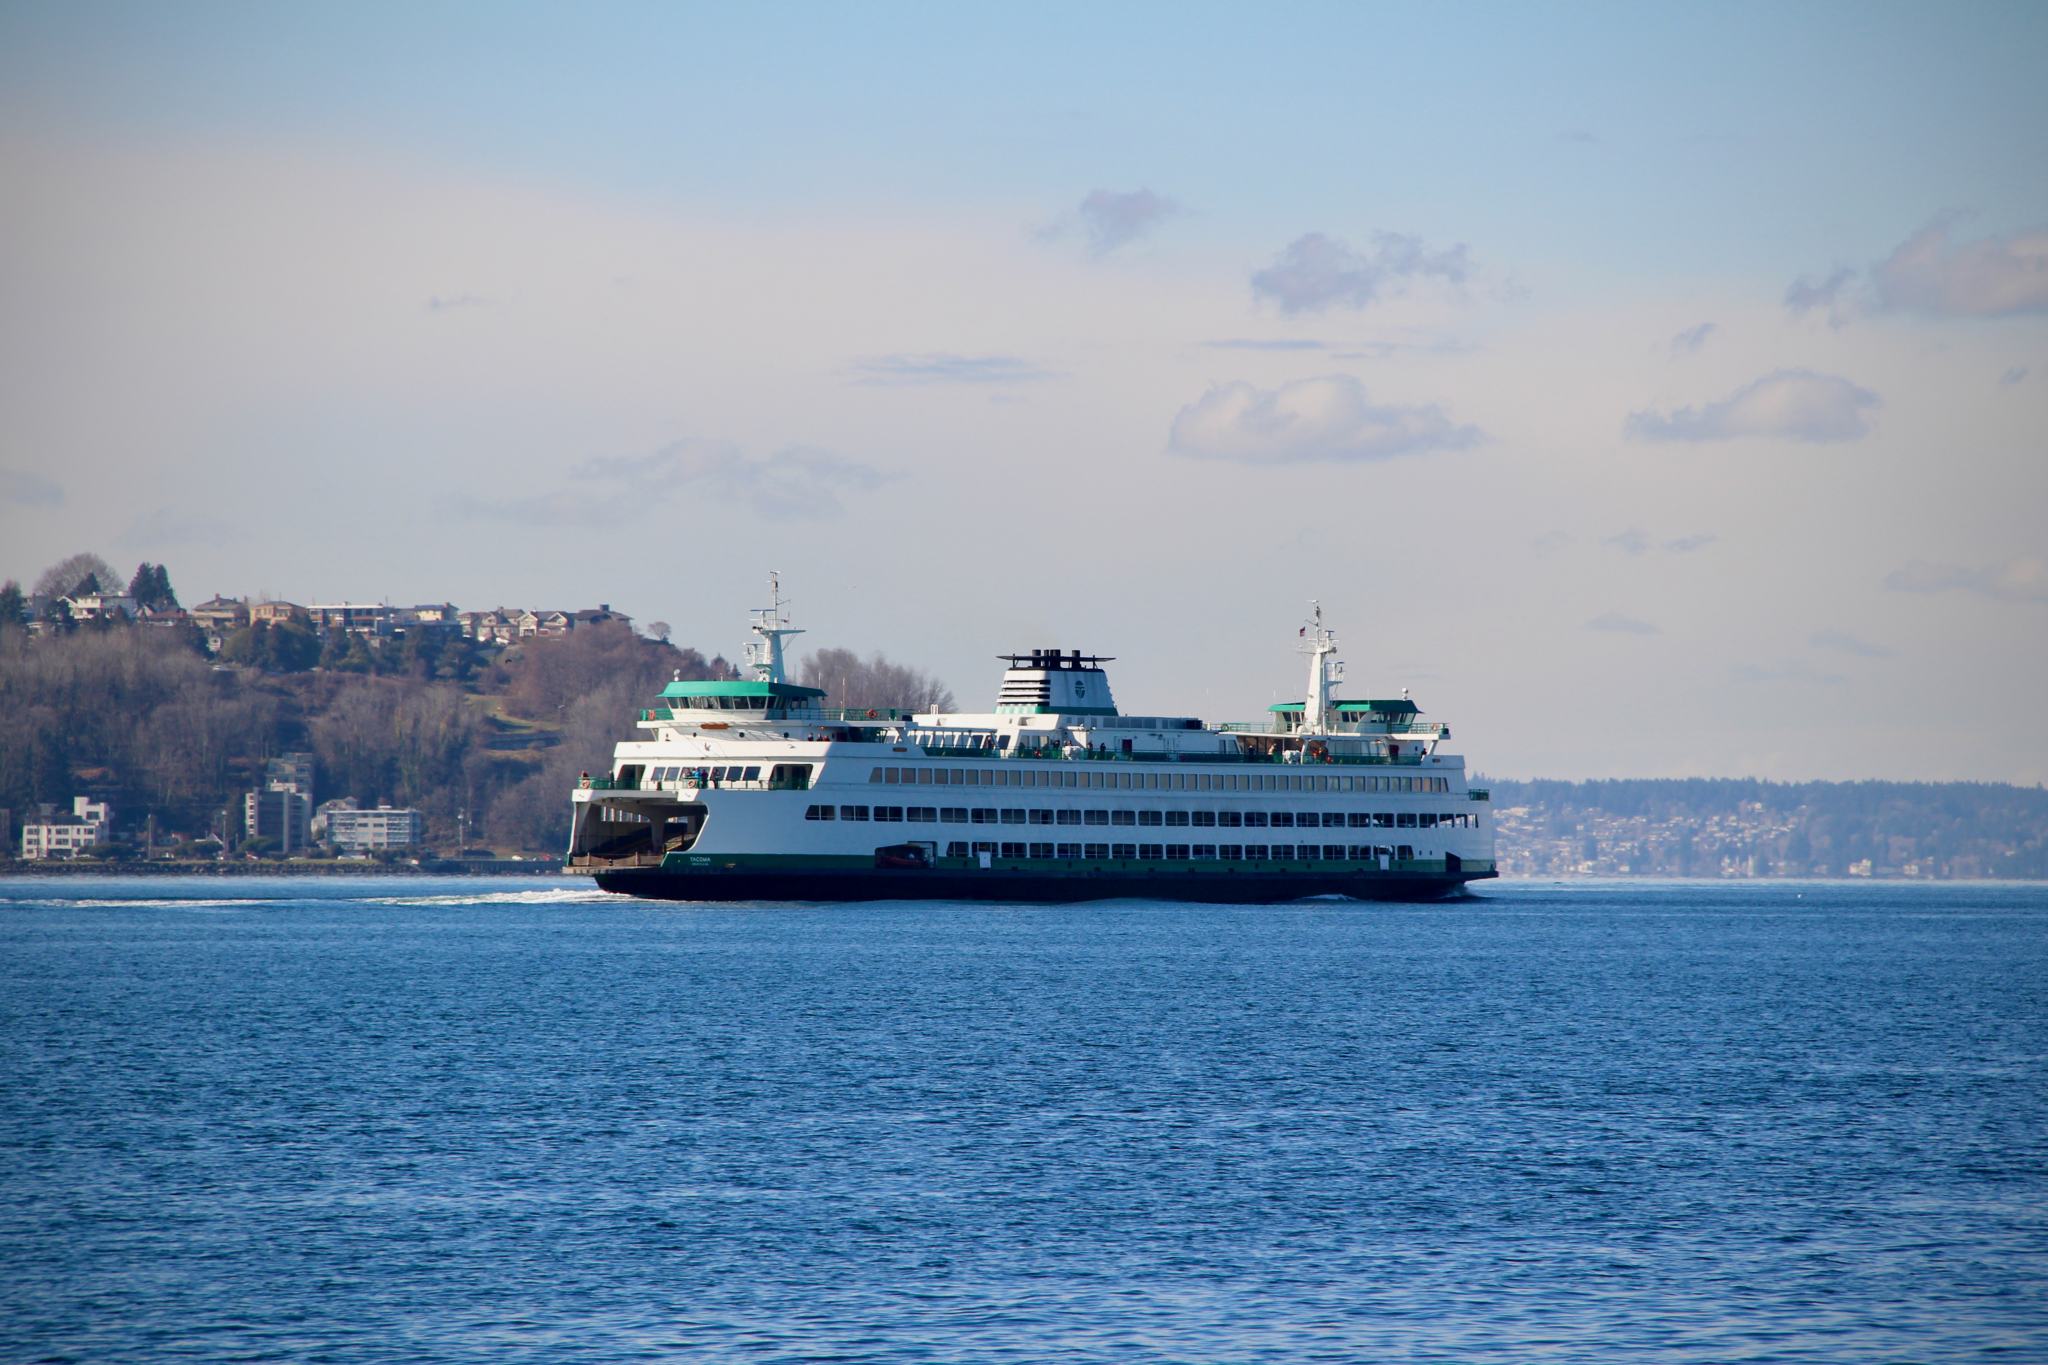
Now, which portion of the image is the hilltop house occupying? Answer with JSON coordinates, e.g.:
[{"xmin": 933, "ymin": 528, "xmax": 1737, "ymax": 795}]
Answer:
[
  {"xmin": 396, "ymin": 603, "xmax": 460, "ymax": 634},
  {"xmin": 189, "ymin": 596, "xmax": 249, "ymax": 634},
  {"xmin": 189, "ymin": 596, "xmax": 249, "ymax": 652},
  {"xmin": 306, "ymin": 603, "xmax": 392, "ymax": 636},
  {"xmin": 61, "ymin": 590, "xmax": 137, "ymax": 623},
  {"xmin": 249, "ymin": 600, "xmax": 303, "ymax": 627},
  {"xmin": 461, "ymin": 609, "xmax": 520, "ymax": 646}
]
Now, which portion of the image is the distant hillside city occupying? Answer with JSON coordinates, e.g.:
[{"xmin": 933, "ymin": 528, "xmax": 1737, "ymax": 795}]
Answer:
[
  {"xmin": 1483, "ymin": 779, "xmax": 2048, "ymax": 881},
  {"xmin": 3, "ymin": 552, "xmax": 2043, "ymax": 877},
  {"xmin": 0, "ymin": 552, "xmax": 948, "ymax": 865}
]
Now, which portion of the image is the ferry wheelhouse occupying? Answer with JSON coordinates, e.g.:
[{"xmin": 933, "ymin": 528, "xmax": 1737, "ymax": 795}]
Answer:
[{"xmin": 569, "ymin": 580, "xmax": 1495, "ymax": 901}]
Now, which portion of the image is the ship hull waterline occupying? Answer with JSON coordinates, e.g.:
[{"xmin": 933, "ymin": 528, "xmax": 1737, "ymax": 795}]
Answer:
[{"xmin": 589, "ymin": 864, "xmax": 1496, "ymax": 904}]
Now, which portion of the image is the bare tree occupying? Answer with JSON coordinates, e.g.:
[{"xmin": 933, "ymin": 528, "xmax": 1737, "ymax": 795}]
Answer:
[
  {"xmin": 32, "ymin": 551, "xmax": 118, "ymax": 601},
  {"xmin": 487, "ymin": 674, "xmax": 655, "ymax": 852},
  {"xmin": 799, "ymin": 647, "xmax": 955, "ymax": 712},
  {"xmin": 497, "ymin": 621, "xmax": 724, "ymax": 722}
]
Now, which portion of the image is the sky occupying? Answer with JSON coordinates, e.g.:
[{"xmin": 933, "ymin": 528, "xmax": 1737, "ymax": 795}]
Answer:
[{"xmin": 2, "ymin": 2, "xmax": 2044, "ymax": 783}]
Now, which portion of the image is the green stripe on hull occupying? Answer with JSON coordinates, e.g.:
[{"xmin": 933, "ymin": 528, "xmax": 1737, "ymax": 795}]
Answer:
[{"xmin": 659, "ymin": 851, "xmax": 1493, "ymax": 877}]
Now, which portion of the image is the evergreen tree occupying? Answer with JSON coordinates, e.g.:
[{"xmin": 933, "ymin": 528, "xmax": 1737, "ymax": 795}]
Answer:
[
  {"xmin": 218, "ymin": 624, "xmax": 264, "ymax": 665},
  {"xmin": 333, "ymin": 632, "xmax": 375, "ymax": 673},
  {"xmin": 265, "ymin": 618, "xmax": 321, "ymax": 672},
  {"xmin": 39, "ymin": 596, "xmax": 73, "ymax": 632},
  {"xmin": 0, "ymin": 580, "xmax": 26, "ymax": 632},
  {"xmin": 127, "ymin": 562, "xmax": 179, "ymax": 611}
]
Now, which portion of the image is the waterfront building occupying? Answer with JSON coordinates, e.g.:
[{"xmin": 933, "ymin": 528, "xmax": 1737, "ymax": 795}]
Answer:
[
  {"xmin": 322, "ymin": 804, "xmax": 424, "ymax": 853},
  {"xmin": 244, "ymin": 788, "xmax": 312, "ymax": 854},
  {"xmin": 20, "ymin": 797, "xmax": 112, "ymax": 860}
]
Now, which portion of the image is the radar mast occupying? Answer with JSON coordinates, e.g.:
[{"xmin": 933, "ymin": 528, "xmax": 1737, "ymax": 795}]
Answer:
[
  {"xmin": 1298, "ymin": 600, "xmax": 1344, "ymax": 736},
  {"xmin": 746, "ymin": 571, "xmax": 803, "ymax": 685}
]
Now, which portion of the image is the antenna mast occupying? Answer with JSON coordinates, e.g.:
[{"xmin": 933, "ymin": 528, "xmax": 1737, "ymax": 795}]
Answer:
[
  {"xmin": 747, "ymin": 570, "xmax": 803, "ymax": 685},
  {"xmin": 1298, "ymin": 600, "xmax": 1340, "ymax": 736}
]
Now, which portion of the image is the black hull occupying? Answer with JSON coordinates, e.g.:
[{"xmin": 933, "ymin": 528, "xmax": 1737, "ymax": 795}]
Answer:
[{"xmin": 590, "ymin": 865, "xmax": 1494, "ymax": 904}]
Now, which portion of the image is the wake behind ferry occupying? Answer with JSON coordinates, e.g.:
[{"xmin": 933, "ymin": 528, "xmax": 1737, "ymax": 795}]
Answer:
[{"xmin": 569, "ymin": 579, "xmax": 1495, "ymax": 902}]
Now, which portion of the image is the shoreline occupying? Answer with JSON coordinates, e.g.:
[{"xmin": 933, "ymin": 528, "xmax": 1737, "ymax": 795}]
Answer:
[
  {"xmin": 1, "ymin": 864, "xmax": 2039, "ymax": 886},
  {"xmin": 0, "ymin": 859, "xmax": 569, "ymax": 878}
]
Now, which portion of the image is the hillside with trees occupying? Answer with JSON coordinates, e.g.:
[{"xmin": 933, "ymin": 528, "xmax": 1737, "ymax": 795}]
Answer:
[{"xmin": 0, "ymin": 553, "xmax": 954, "ymax": 860}]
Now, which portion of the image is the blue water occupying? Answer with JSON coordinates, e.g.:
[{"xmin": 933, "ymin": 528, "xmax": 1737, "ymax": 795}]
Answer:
[{"xmin": 2, "ymin": 878, "xmax": 2044, "ymax": 1362}]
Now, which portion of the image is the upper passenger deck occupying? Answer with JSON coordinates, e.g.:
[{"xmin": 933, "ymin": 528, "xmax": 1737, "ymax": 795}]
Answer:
[{"xmin": 627, "ymin": 588, "xmax": 1457, "ymax": 768}]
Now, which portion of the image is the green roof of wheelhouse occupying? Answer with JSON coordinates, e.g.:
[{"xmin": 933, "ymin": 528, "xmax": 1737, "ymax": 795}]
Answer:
[{"xmin": 659, "ymin": 679, "xmax": 827, "ymax": 701}]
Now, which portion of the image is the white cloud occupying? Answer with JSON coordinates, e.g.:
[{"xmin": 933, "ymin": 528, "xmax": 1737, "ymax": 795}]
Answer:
[
  {"xmin": 663, "ymin": 442, "xmax": 889, "ymax": 518},
  {"xmin": 117, "ymin": 507, "xmax": 233, "ymax": 548},
  {"xmin": 1601, "ymin": 529, "xmax": 1718, "ymax": 555},
  {"xmin": 1251, "ymin": 231, "xmax": 1471, "ymax": 314},
  {"xmin": 1884, "ymin": 557, "xmax": 2048, "ymax": 605},
  {"xmin": 1625, "ymin": 369, "xmax": 1879, "ymax": 443},
  {"xmin": 1784, "ymin": 267, "xmax": 1856, "ymax": 326},
  {"xmin": 1201, "ymin": 338, "xmax": 1329, "ymax": 352},
  {"xmin": 1076, "ymin": 189, "xmax": 1179, "ymax": 254},
  {"xmin": 1810, "ymin": 628, "xmax": 1893, "ymax": 658},
  {"xmin": 0, "ymin": 467, "xmax": 63, "ymax": 507},
  {"xmin": 1733, "ymin": 660, "xmax": 1845, "ymax": 686},
  {"xmin": 1786, "ymin": 219, "xmax": 2048, "ymax": 323},
  {"xmin": 1588, "ymin": 612, "xmax": 1659, "ymax": 635},
  {"xmin": 848, "ymin": 354, "xmax": 1058, "ymax": 385},
  {"xmin": 1869, "ymin": 220, "xmax": 2048, "ymax": 318},
  {"xmin": 452, "ymin": 438, "xmax": 892, "ymax": 523},
  {"xmin": 1167, "ymin": 374, "xmax": 1482, "ymax": 465},
  {"xmin": 1669, "ymin": 322, "xmax": 1716, "ymax": 355}
]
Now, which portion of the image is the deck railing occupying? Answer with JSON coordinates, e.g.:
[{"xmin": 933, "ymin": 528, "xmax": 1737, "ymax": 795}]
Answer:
[
  {"xmin": 638, "ymin": 706, "xmax": 912, "ymax": 724},
  {"xmin": 581, "ymin": 774, "xmax": 812, "ymax": 793},
  {"xmin": 1002, "ymin": 746, "xmax": 1427, "ymax": 767},
  {"xmin": 1213, "ymin": 720, "xmax": 1447, "ymax": 737}
]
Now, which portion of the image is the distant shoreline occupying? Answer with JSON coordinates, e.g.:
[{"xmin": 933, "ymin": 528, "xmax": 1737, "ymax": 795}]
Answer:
[
  {"xmin": 0, "ymin": 860, "xmax": 572, "ymax": 878},
  {"xmin": 2, "ymin": 864, "xmax": 2039, "ymax": 886}
]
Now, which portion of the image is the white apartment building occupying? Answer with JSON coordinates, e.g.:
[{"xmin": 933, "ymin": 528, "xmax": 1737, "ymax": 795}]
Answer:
[
  {"xmin": 21, "ymin": 797, "xmax": 112, "ymax": 859},
  {"xmin": 322, "ymin": 804, "xmax": 424, "ymax": 852}
]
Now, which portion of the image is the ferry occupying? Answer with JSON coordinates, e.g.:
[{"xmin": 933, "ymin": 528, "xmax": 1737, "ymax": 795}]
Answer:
[{"xmin": 569, "ymin": 578, "xmax": 1495, "ymax": 901}]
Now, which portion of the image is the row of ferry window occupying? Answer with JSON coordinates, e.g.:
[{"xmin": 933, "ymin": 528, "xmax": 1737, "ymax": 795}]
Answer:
[
  {"xmin": 871, "ymin": 765, "xmax": 1451, "ymax": 794},
  {"xmin": 806, "ymin": 805, "xmax": 1476, "ymax": 829},
  {"xmin": 646, "ymin": 764, "xmax": 761, "ymax": 784},
  {"xmin": 938, "ymin": 841, "xmax": 1417, "ymax": 862}
]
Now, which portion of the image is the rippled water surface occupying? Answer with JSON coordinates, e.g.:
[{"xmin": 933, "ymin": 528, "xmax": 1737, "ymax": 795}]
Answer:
[{"xmin": 2, "ymin": 876, "xmax": 2044, "ymax": 1362}]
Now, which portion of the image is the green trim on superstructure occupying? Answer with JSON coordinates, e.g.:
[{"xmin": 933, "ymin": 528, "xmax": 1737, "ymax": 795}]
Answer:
[
  {"xmin": 1268, "ymin": 698, "xmax": 1422, "ymax": 715},
  {"xmin": 659, "ymin": 679, "xmax": 827, "ymax": 701}
]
